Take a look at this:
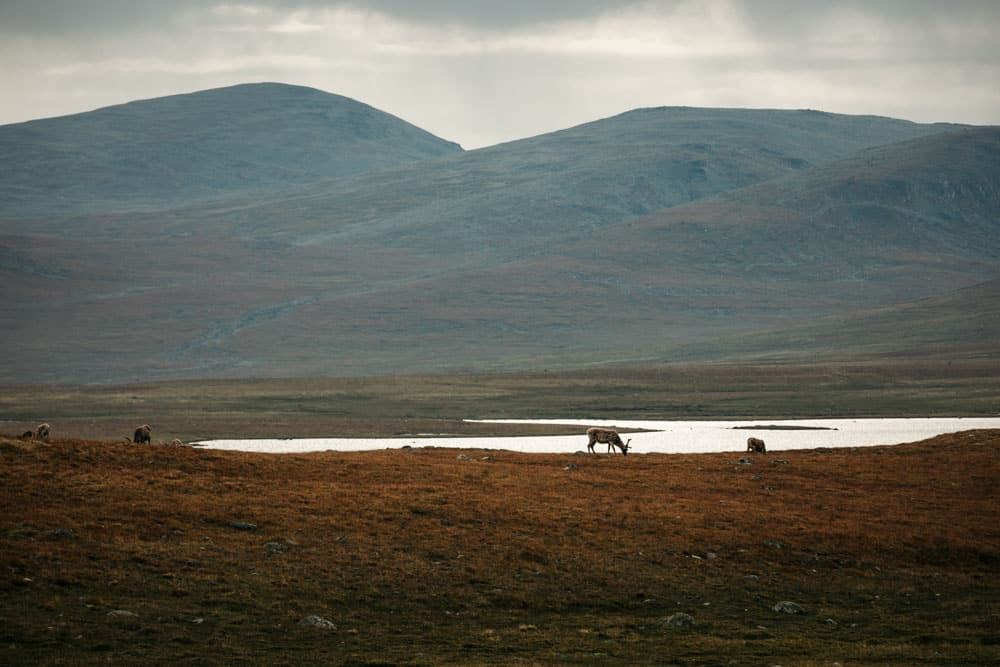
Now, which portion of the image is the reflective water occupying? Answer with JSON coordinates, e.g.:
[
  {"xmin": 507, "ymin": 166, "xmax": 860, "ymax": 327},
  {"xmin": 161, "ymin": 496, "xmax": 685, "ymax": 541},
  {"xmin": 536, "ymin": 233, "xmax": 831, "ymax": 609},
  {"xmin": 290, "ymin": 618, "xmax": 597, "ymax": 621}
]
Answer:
[{"xmin": 196, "ymin": 417, "xmax": 1000, "ymax": 454}]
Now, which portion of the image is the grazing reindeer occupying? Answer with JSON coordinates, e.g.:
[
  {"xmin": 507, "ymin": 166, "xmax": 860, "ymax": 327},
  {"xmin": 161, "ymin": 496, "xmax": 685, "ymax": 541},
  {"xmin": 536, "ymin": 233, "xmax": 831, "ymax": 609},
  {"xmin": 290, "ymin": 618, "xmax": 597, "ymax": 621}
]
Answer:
[
  {"xmin": 133, "ymin": 424, "xmax": 152, "ymax": 444},
  {"xmin": 35, "ymin": 423, "xmax": 51, "ymax": 440},
  {"xmin": 746, "ymin": 437, "xmax": 766, "ymax": 454},
  {"xmin": 586, "ymin": 427, "xmax": 631, "ymax": 456}
]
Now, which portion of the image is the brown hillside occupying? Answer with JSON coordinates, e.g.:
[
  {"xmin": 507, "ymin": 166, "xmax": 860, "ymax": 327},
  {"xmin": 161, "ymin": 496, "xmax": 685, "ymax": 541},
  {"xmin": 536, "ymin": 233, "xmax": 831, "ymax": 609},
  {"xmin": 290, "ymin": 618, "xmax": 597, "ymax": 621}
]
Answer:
[{"xmin": 2, "ymin": 431, "xmax": 998, "ymax": 665}]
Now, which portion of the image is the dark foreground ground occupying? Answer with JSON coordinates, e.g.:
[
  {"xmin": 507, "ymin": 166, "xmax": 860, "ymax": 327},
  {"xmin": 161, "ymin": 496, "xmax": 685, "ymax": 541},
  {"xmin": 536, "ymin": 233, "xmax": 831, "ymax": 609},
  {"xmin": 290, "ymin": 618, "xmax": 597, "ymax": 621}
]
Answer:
[{"xmin": 1, "ymin": 429, "xmax": 998, "ymax": 665}]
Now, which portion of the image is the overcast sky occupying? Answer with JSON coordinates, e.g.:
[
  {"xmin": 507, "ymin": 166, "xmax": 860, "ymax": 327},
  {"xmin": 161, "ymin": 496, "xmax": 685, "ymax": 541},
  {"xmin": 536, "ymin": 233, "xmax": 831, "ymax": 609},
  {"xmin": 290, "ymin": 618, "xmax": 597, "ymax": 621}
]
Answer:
[{"xmin": 2, "ymin": 1, "xmax": 998, "ymax": 148}]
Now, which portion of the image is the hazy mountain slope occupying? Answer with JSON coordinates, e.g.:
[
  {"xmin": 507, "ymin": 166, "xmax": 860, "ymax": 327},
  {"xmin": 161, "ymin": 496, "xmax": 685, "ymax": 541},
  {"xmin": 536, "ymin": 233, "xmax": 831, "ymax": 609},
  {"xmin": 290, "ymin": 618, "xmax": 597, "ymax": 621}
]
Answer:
[
  {"xmin": 145, "ymin": 106, "xmax": 961, "ymax": 258},
  {"xmin": 2, "ymin": 125, "xmax": 996, "ymax": 384},
  {"xmin": 0, "ymin": 83, "xmax": 462, "ymax": 216},
  {"xmin": 663, "ymin": 278, "xmax": 1000, "ymax": 363}
]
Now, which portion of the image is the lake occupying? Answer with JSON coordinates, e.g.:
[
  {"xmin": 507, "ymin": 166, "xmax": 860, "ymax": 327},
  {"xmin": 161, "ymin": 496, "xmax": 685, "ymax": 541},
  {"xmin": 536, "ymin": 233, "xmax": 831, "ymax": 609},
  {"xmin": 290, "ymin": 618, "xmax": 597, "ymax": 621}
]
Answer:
[{"xmin": 195, "ymin": 417, "xmax": 1000, "ymax": 454}]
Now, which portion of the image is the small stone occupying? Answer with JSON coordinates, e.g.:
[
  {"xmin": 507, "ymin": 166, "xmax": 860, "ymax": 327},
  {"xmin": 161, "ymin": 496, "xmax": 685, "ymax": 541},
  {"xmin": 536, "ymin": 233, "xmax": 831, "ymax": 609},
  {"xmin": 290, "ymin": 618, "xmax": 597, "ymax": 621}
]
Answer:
[
  {"xmin": 107, "ymin": 609, "xmax": 138, "ymax": 619},
  {"xmin": 456, "ymin": 454, "xmax": 472, "ymax": 461},
  {"xmin": 564, "ymin": 463, "xmax": 578, "ymax": 471},
  {"xmin": 773, "ymin": 600, "xmax": 806, "ymax": 614},
  {"xmin": 229, "ymin": 521, "xmax": 257, "ymax": 531},
  {"xmin": 264, "ymin": 540, "xmax": 290, "ymax": 555},
  {"xmin": 665, "ymin": 612, "xmax": 696, "ymax": 628},
  {"xmin": 299, "ymin": 615, "xmax": 336, "ymax": 630},
  {"xmin": 48, "ymin": 528, "xmax": 77, "ymax": 539},
  {"xmin": 738, "ymin": 457, "xmax": 753, "ymax": 465}
]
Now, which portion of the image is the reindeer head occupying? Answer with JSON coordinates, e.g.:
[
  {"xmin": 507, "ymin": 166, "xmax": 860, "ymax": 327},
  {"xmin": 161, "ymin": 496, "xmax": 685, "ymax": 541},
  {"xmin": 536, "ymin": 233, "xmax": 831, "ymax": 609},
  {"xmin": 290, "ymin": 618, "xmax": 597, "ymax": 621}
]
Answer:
[{"xmin": 621, "ymin": 438, "xmax": 632, "ymax": 455}]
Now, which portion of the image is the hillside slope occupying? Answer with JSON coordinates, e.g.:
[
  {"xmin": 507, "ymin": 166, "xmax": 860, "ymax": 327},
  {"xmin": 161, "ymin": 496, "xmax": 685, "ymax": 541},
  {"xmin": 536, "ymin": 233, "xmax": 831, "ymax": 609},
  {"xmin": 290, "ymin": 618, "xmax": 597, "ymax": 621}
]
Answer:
[
  {"xmin": 0, "ymin": 92, "xmax": 993, "ymax": 383},
  {"xmin": 0, "ymin": 83, "xmax": 462, "ymax": 215},
  {"xmin": 153, "ymin": 106, "xmax": 962, "ymax": 258}
]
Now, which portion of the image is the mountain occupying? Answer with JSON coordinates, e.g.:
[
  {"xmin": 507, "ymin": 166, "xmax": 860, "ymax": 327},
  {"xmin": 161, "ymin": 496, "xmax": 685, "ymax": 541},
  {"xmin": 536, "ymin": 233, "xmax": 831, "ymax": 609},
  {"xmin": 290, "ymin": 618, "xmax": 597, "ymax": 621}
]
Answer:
[
  {"xmin": 0, "ymin": 83, "xmax": 462, "ymax": 216},
  {"xmin": 0, "ymin": 86, "xmax": 996, "ymax": 384}
]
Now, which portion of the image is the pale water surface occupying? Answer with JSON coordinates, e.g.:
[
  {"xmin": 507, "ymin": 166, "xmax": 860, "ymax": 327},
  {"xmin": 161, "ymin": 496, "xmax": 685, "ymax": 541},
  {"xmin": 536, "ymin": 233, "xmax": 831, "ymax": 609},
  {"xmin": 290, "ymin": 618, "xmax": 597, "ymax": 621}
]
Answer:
[{"xmin": 196, "ymin": 417, "xmax": 1000, "ymax": 454}]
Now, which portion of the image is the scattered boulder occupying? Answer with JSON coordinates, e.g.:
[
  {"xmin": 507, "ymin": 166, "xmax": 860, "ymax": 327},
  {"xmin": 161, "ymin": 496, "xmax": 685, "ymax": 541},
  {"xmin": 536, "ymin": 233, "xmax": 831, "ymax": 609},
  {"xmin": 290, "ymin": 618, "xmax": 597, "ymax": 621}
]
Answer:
[
  {"xmin": 456, "ymin": 454, "xmax": 472, "ymax": 461},
  {"xmin": 564, "ymin": 463, "xmax": 578, "ymax": 471},
  {"xmin": 738, "ymin": 457, "xmax": 753, "ymax": 465},
  {"xmin": 229, "ymin": 521, "xmax": 257, "ymax": 532},
  {"xmin": 299, "ymin": 615, "xmax": 336, "ymax": 630},
  {"xmin": 107, "ymin": 609, "xmax": 138, "ymax": 619},
  {"xmin": 264, "ymin": 540, "xmax": 293, "ymax": 556},
  {"xmin": 664, "ymin": 612, "xmax": 696, "ymax": 628},
  {"xmin": 47, "ymin": 528, "xmax": 77, "ymax": 540},
  {"xmin": 773, "ymin": 600, "xmax": 806, "ymax": 614}
]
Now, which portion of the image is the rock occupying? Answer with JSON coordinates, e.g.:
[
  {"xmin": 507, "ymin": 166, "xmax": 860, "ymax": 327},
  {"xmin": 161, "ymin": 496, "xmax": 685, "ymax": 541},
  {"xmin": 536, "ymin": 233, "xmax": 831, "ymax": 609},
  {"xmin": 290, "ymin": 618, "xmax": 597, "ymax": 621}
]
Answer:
[
  {"xmin": 564, "ymin": 463, "xmax": 578, "ymax": 471},
  {"xmin": 664, "ymin": 612, "xmax": 696, "ymax": 628},
  {"xmin": 48, "ymin": 528, "xmax": 77, "ymax": 540},
  {"xmin": 229, "ymin": 521, "xmax": 257, "ymax": 532},
  {"xmin": 773, "ymin": 600, "xmax": 806, "ymax": 614},
  {"xmin": 456, "ymin": 454, "xmax": 472, "ymax": 461},
  {"xmin": 480, "ymin": 456, "xmax": 494, "ymax": 462},
  {"xmin": 299, "ymin": 615, "xmax": 336, "ymax": 630},
  {"xmin": 738, "ymin": 457, "xmax": 753, "ymax": 465},
  {"xmin": 264, "ymin": 540, "xmax": 292, "ymax": 556},
  {"xmin": 107, "ymin": 609, "xmax": 138, "ymax": 619}
]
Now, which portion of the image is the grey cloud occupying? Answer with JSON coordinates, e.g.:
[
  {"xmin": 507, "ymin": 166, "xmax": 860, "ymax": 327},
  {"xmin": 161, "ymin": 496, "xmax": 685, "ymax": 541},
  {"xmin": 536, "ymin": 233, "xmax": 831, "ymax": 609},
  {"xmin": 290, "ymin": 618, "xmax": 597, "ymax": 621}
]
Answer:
[
  {"xmin": 0, "ymin": 0, "xmax": 642, "ymax": 35},
  {"xmin": 6, "ymin": 1, "xmax": 999, "ymax": 36}
]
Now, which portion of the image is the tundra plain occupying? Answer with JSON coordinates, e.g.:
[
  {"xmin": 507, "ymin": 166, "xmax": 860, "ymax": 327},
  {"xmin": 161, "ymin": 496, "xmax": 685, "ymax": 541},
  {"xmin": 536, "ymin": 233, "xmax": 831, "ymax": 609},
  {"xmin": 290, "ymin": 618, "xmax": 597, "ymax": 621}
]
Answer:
[
  {"xmin": 2, "ymin": 364, "xmax": 999, "ymax": 665},
  {"xmin": 1, "ymin": 427, "xmax": 997, "ymax": 666}
]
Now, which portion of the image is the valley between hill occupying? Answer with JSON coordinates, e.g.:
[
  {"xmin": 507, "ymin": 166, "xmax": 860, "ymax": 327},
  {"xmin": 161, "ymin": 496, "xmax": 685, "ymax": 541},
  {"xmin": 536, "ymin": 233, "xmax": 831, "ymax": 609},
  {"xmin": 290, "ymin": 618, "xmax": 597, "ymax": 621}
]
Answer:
[{"xmin": 1, "ymin": 430, "xmax": 997, "ymax": 665}]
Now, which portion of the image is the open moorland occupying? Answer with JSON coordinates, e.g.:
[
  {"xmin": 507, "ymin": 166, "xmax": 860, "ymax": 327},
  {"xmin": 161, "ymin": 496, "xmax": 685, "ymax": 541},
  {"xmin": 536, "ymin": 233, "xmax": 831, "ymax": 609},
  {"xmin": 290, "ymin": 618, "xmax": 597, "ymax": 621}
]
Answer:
[
  {"xmin": 1, "ymin": 428, "xmax": 998, "ymax": 666},
  {"xmin": 2, "ymin": 359, "xmax": 999, "ymax": 444}
]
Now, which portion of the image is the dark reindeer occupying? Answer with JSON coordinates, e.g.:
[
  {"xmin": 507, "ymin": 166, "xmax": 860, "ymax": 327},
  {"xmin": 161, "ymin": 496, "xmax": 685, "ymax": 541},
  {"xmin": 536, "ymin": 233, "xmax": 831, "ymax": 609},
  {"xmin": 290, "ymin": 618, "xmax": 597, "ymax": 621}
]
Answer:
[
  {"xmin": 586, "ymin": 427, "xmax": 631, "ymax": 456},
  {"xmin": 746, "ymin": 437, "xmax": 766, "ymax": 454},
  {"xmin": 133, "ymin": 424, "xmax": 152, "ymax": 444}
]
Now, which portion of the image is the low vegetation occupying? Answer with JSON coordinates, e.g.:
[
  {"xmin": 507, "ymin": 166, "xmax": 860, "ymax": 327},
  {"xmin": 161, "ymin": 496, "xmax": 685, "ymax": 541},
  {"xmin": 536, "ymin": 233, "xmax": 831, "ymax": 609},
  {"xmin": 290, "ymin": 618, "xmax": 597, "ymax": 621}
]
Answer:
[
  {"xmin": 2, "ymin": 429, "xmax": 997, "ymax": 665},
  {"xmin": 1, "ymin": 360, "xmax": 997, "ymax": 444}
]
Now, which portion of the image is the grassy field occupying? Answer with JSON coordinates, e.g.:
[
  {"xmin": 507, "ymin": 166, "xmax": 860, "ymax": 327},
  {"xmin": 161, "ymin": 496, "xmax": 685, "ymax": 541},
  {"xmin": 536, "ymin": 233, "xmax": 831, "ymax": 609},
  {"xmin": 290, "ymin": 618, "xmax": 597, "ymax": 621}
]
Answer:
[
  {"xmin": 1, "ymin": 429, "xmax": 997, "ymax": 665},
  {"xmin": 1, "ymin": 360, "xmax": 998, "ymax": 444}
]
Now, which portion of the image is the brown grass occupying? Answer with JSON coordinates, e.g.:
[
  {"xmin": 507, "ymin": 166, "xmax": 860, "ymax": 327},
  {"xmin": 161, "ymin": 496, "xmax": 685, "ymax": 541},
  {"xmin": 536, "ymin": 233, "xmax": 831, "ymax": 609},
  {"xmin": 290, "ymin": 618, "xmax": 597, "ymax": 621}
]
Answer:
[{"xmin": 2, "ymin": 430, "xmax": 998, "ymax": 665}]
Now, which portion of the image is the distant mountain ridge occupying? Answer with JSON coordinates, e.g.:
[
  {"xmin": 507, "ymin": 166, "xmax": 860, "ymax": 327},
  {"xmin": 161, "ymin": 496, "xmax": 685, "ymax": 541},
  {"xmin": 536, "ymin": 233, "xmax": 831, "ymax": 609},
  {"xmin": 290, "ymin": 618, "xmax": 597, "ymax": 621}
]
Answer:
[
  {"xmin": 0, "ymin": 83, "xmax": 462, "ymax": 215},
  {"xmin": 0, "ymin": 83, "xmax": 996, "ymax": 384}
]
